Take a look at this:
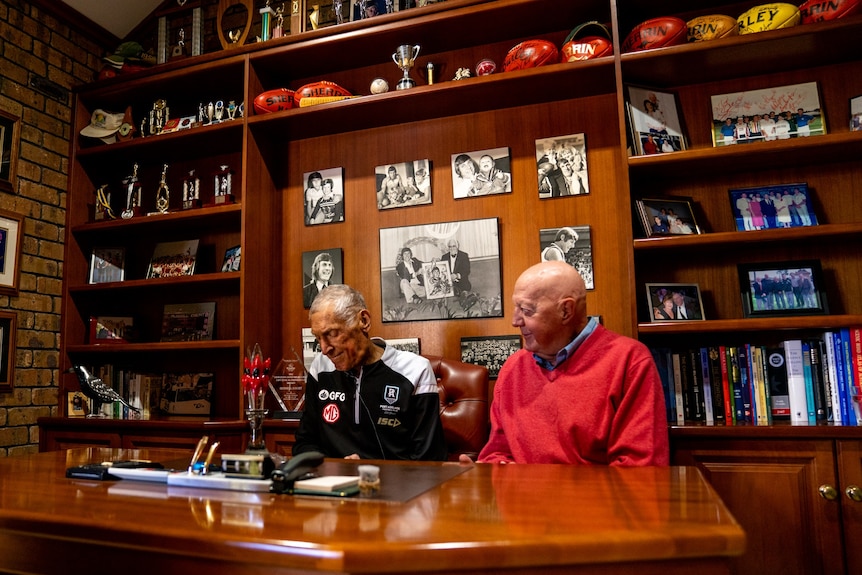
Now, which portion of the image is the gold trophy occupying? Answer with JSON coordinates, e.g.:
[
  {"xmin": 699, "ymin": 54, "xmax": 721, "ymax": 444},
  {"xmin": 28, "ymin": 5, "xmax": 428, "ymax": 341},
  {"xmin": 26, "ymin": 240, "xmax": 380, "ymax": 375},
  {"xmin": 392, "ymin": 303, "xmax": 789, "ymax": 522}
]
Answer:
[{"xmin": 392, "ymin": 44, "xmax": 421, "ymax": 90}]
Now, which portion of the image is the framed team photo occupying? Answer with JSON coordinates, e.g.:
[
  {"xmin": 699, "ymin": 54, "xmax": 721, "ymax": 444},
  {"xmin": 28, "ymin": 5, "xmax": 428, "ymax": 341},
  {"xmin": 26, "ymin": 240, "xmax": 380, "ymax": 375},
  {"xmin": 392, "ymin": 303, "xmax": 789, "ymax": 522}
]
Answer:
[
  {"xmin": 451, "ymin": 147, "xmax": 512, "ymax": 199},
  {"xmin": 728, "ymin": 183, "xmax": 817, "ymax": 231},
  {"xmin": 625, "ymin": 86, "xmax": 687, "ymax": 156},
  {"xmin": 850, "ymin": 94, "xmax": 862, "ymax": 131},
  {"xmin": 635, "ymin": 196, "xmax": 701, "ymax": 238},
  {"xmin": 302, "ymin": 167, "xmax": 344, "ymax": 225},
  {"xmin": 710, "ymin": 81, "xmax": 825, "ymax": 147},
  {"xmin": 539, "ymin": 225, "xmax": 594, "ymax": 289},
  {"xmin": 376, "ymin": 159, "xmax": 432, "ymax": 209},
  {"xmin": 460, "ymin": 335, "xmax": 522, "ymax": 379},
  {"xmin": 535, "ymin": 133, "xmax": 589, "ymax": 198},
  {"xmin": 738, "ymin": 260, "xmax": 828, "ymax": 318},
  {"xmin": 645, "ymin": 283, "xmax": 705, "ymax": 322}
]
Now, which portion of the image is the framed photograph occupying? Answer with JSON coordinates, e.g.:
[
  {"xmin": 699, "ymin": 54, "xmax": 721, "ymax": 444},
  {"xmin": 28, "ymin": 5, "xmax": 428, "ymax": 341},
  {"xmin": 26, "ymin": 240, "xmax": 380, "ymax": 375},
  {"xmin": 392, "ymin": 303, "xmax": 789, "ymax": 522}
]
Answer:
[
  {"xmin": 460, "ymin": 335, "xmax": 521, "ymax": 379},
  {"xmin": 89, "ymin": 247, "xmax": 125, "ymax": 284},
  {"xmin": 728, "ymin": 183, "xmax": 817, "ymax": 231},
  {"xmin": 850, "ymin": 94, "xmax": 862, "ymax": 131},
  {"xmin": 378, "ymin": 217, "xmax": 503, "ymax": 322},
  {"xmin": 710, "ymin": 81, "xmax": 825, "ymax": 147},
  {"xmin": 303, "ymin": 167, "xmax": 344, "ymax": 225},
  {"xmin": 635, "ymin": 197, "xmax": 701, "ymax": 238},
  {"xmin": 147, "ymin": 239, "xmax": 198, "ymax": 279},
  {"xmin": 535, "ymin": 133, "xmax": 589, "ymax": 198},
  {"xmin": 161, "ymin": 302, "xmax": 216, "ymax": 342},
  {"xmin": 738, "ymin": 260, "xmax": 828, "ymax": 318},
  {"xmin": 376, "ymin": 159, "xmax": 432, "ymax": 209},
  {"xmin": 0, "ymin": 110, "xmax": 20, "ymax": 191},
  {"xmin": 221, "ymin": 245, "xmax": 241, "ymax": 272},
  {"xmin": 387, "ymin": 337, "xmax": 421, "ymax": 355},
  {"xmin": 625, "ymin": 86, "xmax": 687, "ymax": 156},
  {"xmin": 451, "ymin": 147, "xmax": 512, "ymax": 199},
  {"xmin": 89, "ymin": 316, "xmax": 134, "ymax": 343},
  {"xmin": 351, "ymin": 0, "xmax": 393, "ymax": 21},
  {"xmin": 302, "ymin": 247, "xmax": 343, "ymax": 308},
  {"xmin": 0, "ymin": 209, "xmax": 23, "ymax": 295},
  {"xmin": 67, "ymin": 391, "xmax": 88, "ymax": 417},
  {"xmin": 645, "ymin": 283, "xmax": 705, "ymax": 322},
  {"xmin": 539, "ymin": 225, "xmax": 594, "ymax": 289},
  {"xmin": 0, "ymin": 310, "xmax": 15, "ymax": 391}
]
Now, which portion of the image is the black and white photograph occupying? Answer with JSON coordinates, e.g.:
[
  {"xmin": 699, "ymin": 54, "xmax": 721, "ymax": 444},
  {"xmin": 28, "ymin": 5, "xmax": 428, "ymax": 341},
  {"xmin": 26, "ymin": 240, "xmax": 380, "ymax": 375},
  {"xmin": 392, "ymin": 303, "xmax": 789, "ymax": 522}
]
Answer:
[
  {"xmin": 711, "ymin": 81, "xmax": 825, "ymax": 147},
  {"xmin": 89, "ymin": 247, "xmax": 125, "ymax": 284},
  {"xmin": 850, "ymin": 94, "xmax": 862, "ymax": 131},
  {"xmin": 451, "ymin": 147, "xmax": 512, "ymax": 199},
  {"xmin": 645, "ymin": 283, "xmax": 705, "ymax": 322},
  {"xmin": 221, "ymin": 245, "xmax": 241, "ymax": 272},
  {"xmin": 539, "ymin": 225, "xmax": 594, "ymax": 289},
  {"xmin": 0, "ymin": 209, "xmax": 23, "ymax": 295},
  {"xmin": 303, "ymin": 167, "xmax": 345, "ymax": 225},
  {"xmin": 302, "ymin": 248, "xmax": 343, "ymax": 309},
  {"xmin": 626, "ymin": 86, "xmax": 687, "ymax": 156},
  {"xmin": 376, "ymin": 159, "xmax": 432, "ymax": 209},
  {"xmin": 460, "ymin": 335, "xmax": 522, "ymax": 379},
  {"xmin": 379, "ymin": 218, "xmax": 503, "ymax": 322},
  {"xmin": 728, "ymin": 183, "xmax": 817, "ymax": 232},
  {"xmin": 635, "ymin": 197, "xmax": 701, "ymax": 238},
  {"xmin": 738, "ymin": 260, "xmax": 828, "ymax": 318},
  {"xmin": 535, "ymin": 133, "xmax": 589, "ymax": 198},
  {"xmin": 386, "ymin": 338, "xmax": 421, "ymax": 355}
]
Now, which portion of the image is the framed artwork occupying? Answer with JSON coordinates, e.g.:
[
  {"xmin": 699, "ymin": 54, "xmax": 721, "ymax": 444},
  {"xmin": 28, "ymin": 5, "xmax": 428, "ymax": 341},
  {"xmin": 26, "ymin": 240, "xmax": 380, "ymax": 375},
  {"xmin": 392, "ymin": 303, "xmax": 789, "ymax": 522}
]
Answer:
[
  {"xmin": 0, "ymin": 110, "xmax": 20, "ymax": 191},
  {"xmin": 460, "ymin": 335, "xmax": 521, "ymax": 379},
  {"xmin": 850, "ymin": 94, "xmax": 862, "ymax": 131},
  {"xmin": 645, "ymin": 283, "xmax": 705, "ymax": 322},
  {"xmin": 710, "ymin": 81, "xmax": 824, "ymax": 147},
  {"xmin": 89, "ymin": 316, "xmax": 134, "ymax": 343},
  {"xmin": 728, "ymin": 183, "xmax": 817, "ymax": 231},
  {"xmin": 303, "ymin": 167, "xmax": 344, "ymax": 225},
  {"xmin": 378, "ymin": 217, "xmax": 503, "ymax": 322},
  {"xmin": 625, "ymin": 86, "xmax": 687, "ymax": 156},
  {"xmin": 535, "ymin": 133, "xmax": 589, "ymax": 198},
  {"xmin": 635, "ymin": 197, "xmax": 701, "ymax": 238},
  {"xmin": 376, "ymin": 159, "xmax": 432, "ymax": 209},
  {"xmin": 161, "ymin": 302, "xmax": 216, "ymax": 342},
  {"xmin": 451, "ymin": 147, "xmax": 512, "ymax": 199},
  {"xmin": 738, "ymin": 260, "xmax": 828, "ymax": 318},
  {"xmin": 0, "ymin": 310, "xmax": 17, "ymax": 393},
  {"xmin": 539, "ymin": 225, "xmax": 594, "ymax": 289},
  {"xmin": 386, "ymin": 338, "xmax": 421, "ymax": 355},
  {"xmin": 302, "ymin": 247, "xmax": 343, "ymax": 308},
  {"xmin": 147, "ymin": 240, "xmax": 198, "ymax": 278},
  {"xmin": 89, "ymin": 247, "xmax": 125, "ymax": 284},
  {"xmin": 221, "ymin": 245, "xmax": 241, "ymax": 272},
  {"xmin": 0, "ymin": 209, "xmax": 23, "ymax": 295}
]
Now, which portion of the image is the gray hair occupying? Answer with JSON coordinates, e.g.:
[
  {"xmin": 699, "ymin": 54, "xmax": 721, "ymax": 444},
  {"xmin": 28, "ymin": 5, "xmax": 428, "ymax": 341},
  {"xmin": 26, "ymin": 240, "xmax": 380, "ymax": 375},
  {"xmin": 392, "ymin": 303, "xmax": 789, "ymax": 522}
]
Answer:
[{"xmin": 308, "ymin": 284, "xmax": 366, "ymax": 326}]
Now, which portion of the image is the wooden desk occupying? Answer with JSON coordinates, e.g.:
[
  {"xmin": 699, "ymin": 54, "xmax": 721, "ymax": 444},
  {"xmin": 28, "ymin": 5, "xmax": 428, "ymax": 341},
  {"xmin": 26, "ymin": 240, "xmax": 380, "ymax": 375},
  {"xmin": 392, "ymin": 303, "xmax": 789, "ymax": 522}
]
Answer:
[{"xmin": 0, "ymin": 449, "xmax": 744, "ymax": 574}]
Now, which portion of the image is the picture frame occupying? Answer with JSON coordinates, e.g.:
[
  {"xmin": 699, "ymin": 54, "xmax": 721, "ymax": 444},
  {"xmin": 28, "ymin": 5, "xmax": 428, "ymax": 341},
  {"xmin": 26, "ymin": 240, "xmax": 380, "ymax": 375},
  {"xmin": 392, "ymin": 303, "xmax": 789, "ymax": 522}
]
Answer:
[
  {"xmin": 378, "ymin": 217, "xmax": 503, "ymax": 322},
  {"xmin": 161, "ymin": 302, "xmax": 216, "ymax": 342},
  {"xmin": 728, "ymin": 183, "xmax": 817, "ymax": 231},
  {"xmin": 67, "ymin": 391, "xmax": 88, "ymax": 417},
  {"xmin": 303, "ymin": 167, "xmax": 345, "ymax": 225},
  {"xmin": 451, "ymin": 147, "xmax": 512, "ymax": 199},
  {"xmin": 539, "ymin": 225, "xmax": 594, "ymax": 289},
  {"xmin": 850, "ymin": 94, "xmax": 862, "ymax": 131},
  {"xmin": 645, "ymin": 283, "xmax": 705, "ymax": 322},
  {"xmin": 535, "ymin": 133, "xmax": 590, "ymax": 198},
  {"xmin": 635, "ymin": 197, "xmax": 701, "ymax": 238},
  {"xmin": 422, "ymin": 261, "xmax": 454, "ymax": 300},
  {"xmin": 89, "ymin": 316, "xmax": 134, "ymax": 343},
  {"xmin": 0, "ymin": 310, "xmax": 17, "ymax": 392},
  {"xmin": 460, "ymin": 335, "xmax": 521, "ymax": 379},
  {"xmin": 147, "ymin": 239, "xmax": 198, "ymax": 279},
  {"xmin": 0, "ymin": 209, "xmax": 23, "ymax": 295},
  {"xmin": 386, "ymin": 337, "xmax": 421, "ymax": 355},
  {"xmin": 710, "ymin": 81, "xmax": 825, "ymax": 147},
  {"xmin": 0, "ymin": 109, "xmax": 20, "ymax": 192},
  {"xmin": 625, "ymin": 86, "xmax": 687, "ymax": 156},
  {"xmin": 738, "ymin": 260, "xmax": 828, "ymax": 318},
  {"xmin": 89, "ymin": 247, "xmax": 125, "ymax": 284},
  {"xmin": 376, "ymin": 159, "xmax": 432, "ymax": 209},
  {"xmin": 221, "ymin": 245, "xmax": 241, "ymax": 272},
  {"xmin": 302, "ymin": 247, "xmax": 344, "ymax": 308}
]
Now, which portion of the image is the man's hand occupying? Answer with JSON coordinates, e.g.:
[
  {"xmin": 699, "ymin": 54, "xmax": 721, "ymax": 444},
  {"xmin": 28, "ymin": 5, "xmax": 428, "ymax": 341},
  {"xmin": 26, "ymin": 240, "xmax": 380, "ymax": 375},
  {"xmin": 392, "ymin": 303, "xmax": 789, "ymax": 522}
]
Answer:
[{"xmin": 344, "ymin": 453, "xmax": 360, "ymax": 460}]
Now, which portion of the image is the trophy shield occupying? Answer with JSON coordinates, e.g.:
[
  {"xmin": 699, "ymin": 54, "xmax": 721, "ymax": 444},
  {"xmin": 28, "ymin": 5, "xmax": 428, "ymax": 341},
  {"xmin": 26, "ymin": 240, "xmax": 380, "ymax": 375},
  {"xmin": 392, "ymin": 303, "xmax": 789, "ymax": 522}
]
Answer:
[{"xmin": 270, "ymin": 348, "xmax": 307, "ymax": 419}]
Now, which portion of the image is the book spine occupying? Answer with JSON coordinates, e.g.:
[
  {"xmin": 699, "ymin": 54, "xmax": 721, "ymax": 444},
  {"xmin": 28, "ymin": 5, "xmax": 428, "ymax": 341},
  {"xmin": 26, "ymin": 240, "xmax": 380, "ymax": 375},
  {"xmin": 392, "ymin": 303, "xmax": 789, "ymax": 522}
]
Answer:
[
  {"xmin": 783, "ymin": 340, "xmax": 809, "ymax": 425},
  {"xmin": 700, "ymin": 348, "xmax": 714, "ymax": 425},
  {"xmin": 750, "ymin": 346, "xmax": 765, "ymax": 426},
  {"xmin": 671, "ymin": 353, "xmax": 685, "ymax": 426},
  {"xmin": 840, "ymin": 328, "xmax": 858, "ymax": 425},
  {"xmin": 719, "ymin": 345, "xmax": 734, "ymax": 424},
  {"xmin": 765, "ymin": 347, "xmax": 790, "ymax": 419},
  {"xmin": 688, "ymin": 349, "xmax": 705, "ymax": 422},
  {"xmin": 738, "ymin": 346, "xmax": 752, "ymax": 424},
  {"xmin": 807, "ymin": 339, "xmax": 828, "ymax": 421},
  {"xmin": 823, "ymin": 331, "xmax": 842, "ymax": 424},
  {"xmin": 851, "ymin": 327, "xmax": 862, "ymax": 423},
  {"xmin": 801, "ymin": 342, "xmax": 817, "ymax": 425},
  {"xmin": 728, "ymin": 347, "xmax": 744, "ymax": 424},
  {"xmin": 707, "ymin": 347, "xmax": 726, "ymax": 425},
  {"xmin": 760, "ymin": 346, "xmax": 773, "ymax": 425},
  {"xmin": 678, "ymin": 351, "xmax": 692, "ymax": 422}
]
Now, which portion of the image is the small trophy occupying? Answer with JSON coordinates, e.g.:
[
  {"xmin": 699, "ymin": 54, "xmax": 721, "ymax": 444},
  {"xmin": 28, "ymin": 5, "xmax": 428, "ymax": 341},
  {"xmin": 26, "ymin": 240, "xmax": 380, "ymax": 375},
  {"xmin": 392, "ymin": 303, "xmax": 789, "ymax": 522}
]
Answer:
[
  {"xmin": 149, "ymin": 99, "xmax": 169, "ymax": 135},
  {"xmin": 93, "ymin": 184, "xmax": 115, "ymax": 221},
  {"xmin": 182, "ymin": 169, "xmax": 201, "ymax": 210},
  {"xmin": 153, "ymin": 164, "xmax": 171, "ymax": 215},
  {"xmin": 213, "ymin": 164, "xmax": 235, "ymax": 205},
  {"xmin": 392, "ymin": 44, "xmax": 421, "ymax": 90},
  {"xmin": 270, "ymin": 348, "xmax": 307, "ymax": 419},
  {"xmin": 121, "ymin": 163, "xmax": 142, "ymax": 219}
]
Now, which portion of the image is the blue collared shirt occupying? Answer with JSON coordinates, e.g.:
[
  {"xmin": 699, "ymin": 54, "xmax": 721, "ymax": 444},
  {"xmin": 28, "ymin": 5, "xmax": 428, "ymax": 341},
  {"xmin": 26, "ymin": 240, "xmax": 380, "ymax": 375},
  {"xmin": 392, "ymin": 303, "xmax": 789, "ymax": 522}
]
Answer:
[{"xmin": 533, "ymin": 316, "xmax": 599, "ymax": 370}]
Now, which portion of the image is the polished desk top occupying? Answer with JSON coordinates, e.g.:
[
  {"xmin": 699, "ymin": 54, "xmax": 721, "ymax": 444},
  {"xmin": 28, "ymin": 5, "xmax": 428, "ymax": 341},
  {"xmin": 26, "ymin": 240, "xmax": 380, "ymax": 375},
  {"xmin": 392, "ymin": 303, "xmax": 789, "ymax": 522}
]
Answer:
[{"xmin": 0, "ymin": 449, "xmax": 744, "ymax": 575}]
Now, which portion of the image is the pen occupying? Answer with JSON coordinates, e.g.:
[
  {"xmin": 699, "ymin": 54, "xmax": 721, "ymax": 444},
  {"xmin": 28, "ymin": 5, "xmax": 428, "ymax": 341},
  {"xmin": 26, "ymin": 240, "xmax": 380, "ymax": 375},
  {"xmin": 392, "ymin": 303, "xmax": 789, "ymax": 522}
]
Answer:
[
  {"xmin": 201, "ymin": 441, "xmax": 220, "ymax": 475},
  {"xmin": 189, "ymin": 435, "xmax": 208, "ymax": 473}
]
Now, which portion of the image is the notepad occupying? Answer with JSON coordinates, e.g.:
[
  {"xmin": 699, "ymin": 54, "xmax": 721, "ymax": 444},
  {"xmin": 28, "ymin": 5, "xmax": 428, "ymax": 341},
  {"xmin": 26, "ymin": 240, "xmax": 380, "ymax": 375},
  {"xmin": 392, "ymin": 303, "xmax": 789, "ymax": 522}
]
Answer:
[{"xmin": 293, "ymin": 475, "xmax": 360, "ymax": 493}]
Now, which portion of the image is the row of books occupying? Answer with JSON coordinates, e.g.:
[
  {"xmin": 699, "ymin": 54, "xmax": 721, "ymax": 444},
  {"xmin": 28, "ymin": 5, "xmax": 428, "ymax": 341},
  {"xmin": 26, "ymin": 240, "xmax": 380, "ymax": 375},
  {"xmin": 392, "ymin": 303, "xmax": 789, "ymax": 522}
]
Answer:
[{"xmin": 650, "ymin": 328, "xmax": 862, "ymax": 426}]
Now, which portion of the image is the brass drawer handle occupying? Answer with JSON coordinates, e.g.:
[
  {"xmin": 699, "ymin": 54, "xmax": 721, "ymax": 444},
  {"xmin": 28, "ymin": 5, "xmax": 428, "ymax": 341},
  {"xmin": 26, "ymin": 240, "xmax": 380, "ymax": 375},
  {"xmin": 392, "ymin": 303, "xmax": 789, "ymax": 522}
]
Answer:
[
  {"xmin": 846, "ymin": 485, "xmax": 862, "ymax": 503},
  {"xmin": 819, "ymin": 484, "xmax": 838, "ymax": 501}
]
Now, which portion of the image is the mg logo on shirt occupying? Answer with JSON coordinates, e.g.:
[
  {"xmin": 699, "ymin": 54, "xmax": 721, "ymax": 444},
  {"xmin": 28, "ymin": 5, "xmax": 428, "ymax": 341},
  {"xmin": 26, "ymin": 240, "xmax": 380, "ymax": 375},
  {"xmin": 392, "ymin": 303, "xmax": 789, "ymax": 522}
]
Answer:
[
  {"xmin": 384, "ymin": 385, "xmax": 399, "ymax": 405},
  {"xmin": 322, "ymin": 403, "xmax": 340, "ymax": 423}
]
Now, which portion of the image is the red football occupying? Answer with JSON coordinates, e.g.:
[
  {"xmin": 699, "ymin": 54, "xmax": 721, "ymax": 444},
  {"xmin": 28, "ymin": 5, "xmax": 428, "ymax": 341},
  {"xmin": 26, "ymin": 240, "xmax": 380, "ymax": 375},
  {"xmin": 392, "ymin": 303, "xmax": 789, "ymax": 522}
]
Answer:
[
  {"xmin": 502, "ymin": 40, "xmax": 560, "ymax": 72},
  {"xmin": 622, "ymin": 16, "xmax": 688, "ymax": 53},
  {"xmin": 253, "ymin": 88, "xmax": 296, "ymax": 114},
  {"xmin": 561, "ymin": 36, "xmax": 614, "ymax": 61},
  {"xmin": 295, "ymin": 81, "xmax": 352, "ymax": 103},
  {"xmin": 800, "ymin": 0, "xmax": 861, "ymax": 23}
]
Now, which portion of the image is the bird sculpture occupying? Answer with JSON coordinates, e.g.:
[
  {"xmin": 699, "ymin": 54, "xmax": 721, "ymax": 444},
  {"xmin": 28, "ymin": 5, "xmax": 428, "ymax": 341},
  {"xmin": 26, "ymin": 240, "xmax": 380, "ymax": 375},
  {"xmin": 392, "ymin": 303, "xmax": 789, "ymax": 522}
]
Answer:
[{"xmin": 68, "ymin": 365, "xmax": 140, "ymax": 416}]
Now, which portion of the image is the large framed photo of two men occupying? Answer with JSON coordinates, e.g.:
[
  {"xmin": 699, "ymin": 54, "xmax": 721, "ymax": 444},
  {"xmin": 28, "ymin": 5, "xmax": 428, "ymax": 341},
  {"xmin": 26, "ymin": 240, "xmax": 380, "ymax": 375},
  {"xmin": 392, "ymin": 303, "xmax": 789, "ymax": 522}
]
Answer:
[{"xmin": 378, "ymin": 218, "xmax": 502, "ymax": 322}]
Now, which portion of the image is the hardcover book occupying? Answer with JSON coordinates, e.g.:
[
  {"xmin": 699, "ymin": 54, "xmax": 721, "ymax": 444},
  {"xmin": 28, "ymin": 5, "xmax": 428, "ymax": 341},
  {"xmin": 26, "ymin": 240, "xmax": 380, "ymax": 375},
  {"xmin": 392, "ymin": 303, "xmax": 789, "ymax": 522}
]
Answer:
[
  {"xmin": 147, "ymin": 239, "xmax": 199, "ymax": 279},
  {"xmin": 782, "ymin": 340, "xmax": 809, "ymax": 425},
  {"xmin": 160, "ymin": 302, "xmax": 216, "ymax": 342}
]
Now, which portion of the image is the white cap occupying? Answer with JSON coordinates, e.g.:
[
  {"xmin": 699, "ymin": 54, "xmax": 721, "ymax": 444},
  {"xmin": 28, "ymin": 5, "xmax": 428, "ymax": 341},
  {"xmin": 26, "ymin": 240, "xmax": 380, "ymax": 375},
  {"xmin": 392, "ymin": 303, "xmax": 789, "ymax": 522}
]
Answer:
[{"xmin": 80, "ymin": 109, "xmax": 124, "ymax": 144}]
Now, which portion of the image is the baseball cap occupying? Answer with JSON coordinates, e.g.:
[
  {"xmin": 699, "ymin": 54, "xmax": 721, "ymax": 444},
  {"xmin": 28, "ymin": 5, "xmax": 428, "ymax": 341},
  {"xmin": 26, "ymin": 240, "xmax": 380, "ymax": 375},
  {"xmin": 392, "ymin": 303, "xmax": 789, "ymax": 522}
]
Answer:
[{"xmin": 80, "ymin": 109, "xmax": 125, "ymax": 144}]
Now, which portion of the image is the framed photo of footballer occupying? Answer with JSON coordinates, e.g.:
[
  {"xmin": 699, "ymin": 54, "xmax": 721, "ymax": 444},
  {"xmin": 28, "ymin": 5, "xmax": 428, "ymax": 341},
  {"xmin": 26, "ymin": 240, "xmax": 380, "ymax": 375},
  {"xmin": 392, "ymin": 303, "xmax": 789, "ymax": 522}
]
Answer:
[
  {"xmin": 645, "ymin": 283, "xmax": 705, "ymax": 322},
  {"xmin": 710, "ymin": 81, "xmax": 825, "ymax": 147},
  {"xmin": 302, "ymin": 248, "xmax": 343, "ymax": 309},
  {"xmin": 535, "ymin": 133, "xmax": 590, "ymax": 198},
  {"xmin": 850, "ymin": 94, "xmax": 862, "ymax": 131},
  {"xmin": 738, "ymin": 260, "xmax": 828, "ymax": 318},
  {"xmin": 378, "ymin": 217, "xmax": 502, "ymax": 322},
  {"xmin": 539, "ymin": 225, "xmax": 594, "ymax": 289},
  {"xmin": 376, "ymin": 159, "xmax": 432, "ymax": 209},
  {"xmin": 625, "ymin": 86, "xmax": 687, "ymax": 156},
  {"xmin": 728, "ymin": 183, "xmax": 818, "ymax": 231},
  {"xmin": 451, "ymin": 147, "xmax": 512, "ymax": 199},
  {"xmin": 635, "ymin": 196, "xmax": 701, "ymax": 238},
  {"xmin": 303, "ymin": 167, "xmax": 344, "ymax": 225}
]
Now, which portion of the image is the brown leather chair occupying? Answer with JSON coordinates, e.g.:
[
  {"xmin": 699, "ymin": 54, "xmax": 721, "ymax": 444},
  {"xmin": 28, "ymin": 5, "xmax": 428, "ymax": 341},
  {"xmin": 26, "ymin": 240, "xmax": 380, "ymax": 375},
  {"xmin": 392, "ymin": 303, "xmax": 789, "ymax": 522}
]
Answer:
[{"xmin": 424, "ymin": 355, "xmax": 490, "ymax": 461}]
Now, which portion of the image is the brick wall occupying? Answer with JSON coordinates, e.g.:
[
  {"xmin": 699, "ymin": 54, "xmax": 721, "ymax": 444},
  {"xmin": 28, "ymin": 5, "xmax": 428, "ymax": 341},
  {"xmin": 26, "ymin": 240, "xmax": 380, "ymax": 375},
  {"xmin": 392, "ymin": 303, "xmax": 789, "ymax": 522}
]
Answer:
[{"xmin": 0, "ymin": 0, "xmax": 105, "ymax": 456}]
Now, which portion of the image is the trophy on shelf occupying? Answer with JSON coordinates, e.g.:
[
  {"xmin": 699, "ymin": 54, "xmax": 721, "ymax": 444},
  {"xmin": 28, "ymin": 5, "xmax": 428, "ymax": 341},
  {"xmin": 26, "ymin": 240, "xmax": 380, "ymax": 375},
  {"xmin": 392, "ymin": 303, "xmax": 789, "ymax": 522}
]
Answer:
[
  {"xmin": 121, "ymin": 163, "xmax": 142, "ymax": 219},
  {"xmin": 213, "ymin": 164, "xmax": 235, "ymax": 205},
  {"xmin": 153, "ymin": 164, "xmax": 171, "ymax": 215},
  {"xmin": 149, "ymin": 99, "xmax": 169, "ymax": 135},
  {"xmin": 93, "ymin": 184, "xmax": 115, "ymax": 221},
  {"xmin": 270, "ymin": 348, "xmax": 307, "ymax": 420},
  {"xmin": 392, "ymin": 44, "xmax": 421, "ymax": 90},
  {"xmin": 182, "ymin": 169, "xmax": 201, "ymax": 210}
]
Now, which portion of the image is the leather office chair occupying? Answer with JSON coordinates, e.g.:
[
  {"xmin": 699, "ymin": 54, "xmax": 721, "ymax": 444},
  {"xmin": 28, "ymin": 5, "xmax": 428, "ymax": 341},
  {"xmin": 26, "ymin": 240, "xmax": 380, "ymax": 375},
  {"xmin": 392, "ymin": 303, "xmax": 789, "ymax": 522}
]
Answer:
[{"xmin": 424, "ymin": 355, "xmax": 490, "ymax": 461}]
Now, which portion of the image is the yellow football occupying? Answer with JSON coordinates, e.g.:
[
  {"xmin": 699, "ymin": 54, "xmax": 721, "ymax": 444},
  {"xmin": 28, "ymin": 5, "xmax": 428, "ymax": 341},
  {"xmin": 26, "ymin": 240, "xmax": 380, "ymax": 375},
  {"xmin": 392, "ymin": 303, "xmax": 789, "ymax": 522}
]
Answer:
[
  {"xmin": 687, "ymin": 14, "xmax": 739, "ymax": 42},
  {"xmin": 738, "ymin": 3, "xmax": 801, "ymax": 35}
]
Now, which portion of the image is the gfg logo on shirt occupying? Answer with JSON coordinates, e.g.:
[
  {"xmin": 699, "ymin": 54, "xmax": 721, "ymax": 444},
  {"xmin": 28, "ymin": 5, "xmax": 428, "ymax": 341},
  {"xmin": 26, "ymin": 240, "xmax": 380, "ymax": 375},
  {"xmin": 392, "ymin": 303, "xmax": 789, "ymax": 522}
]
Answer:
[{"xmin": 318, "ymin": 389, "xmax": 346, "ymax": 401}]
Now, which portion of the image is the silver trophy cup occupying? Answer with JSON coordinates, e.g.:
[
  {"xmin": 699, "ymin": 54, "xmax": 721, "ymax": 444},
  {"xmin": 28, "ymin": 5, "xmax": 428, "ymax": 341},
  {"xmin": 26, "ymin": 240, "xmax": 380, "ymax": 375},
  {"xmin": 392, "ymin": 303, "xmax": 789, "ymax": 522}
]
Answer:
[{"xmin": 392, "ymin": 44, "xmax": 421, "ymax": 90}]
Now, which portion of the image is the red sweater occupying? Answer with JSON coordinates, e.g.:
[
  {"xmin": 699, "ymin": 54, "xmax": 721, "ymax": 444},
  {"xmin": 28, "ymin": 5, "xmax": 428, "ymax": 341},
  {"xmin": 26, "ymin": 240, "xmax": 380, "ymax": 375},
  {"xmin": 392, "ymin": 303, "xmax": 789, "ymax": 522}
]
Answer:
[{"xmin": 478, "ymin": 325, "xmax": 669, "ymax": 465}]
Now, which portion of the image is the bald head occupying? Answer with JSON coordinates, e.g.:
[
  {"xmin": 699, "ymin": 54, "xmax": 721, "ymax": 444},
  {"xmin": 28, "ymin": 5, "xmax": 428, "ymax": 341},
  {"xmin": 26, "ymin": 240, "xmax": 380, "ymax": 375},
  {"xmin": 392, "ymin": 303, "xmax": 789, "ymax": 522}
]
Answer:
[{"xmin": 515, "ymin": 261, "xmax": 586, "ymax": 303}]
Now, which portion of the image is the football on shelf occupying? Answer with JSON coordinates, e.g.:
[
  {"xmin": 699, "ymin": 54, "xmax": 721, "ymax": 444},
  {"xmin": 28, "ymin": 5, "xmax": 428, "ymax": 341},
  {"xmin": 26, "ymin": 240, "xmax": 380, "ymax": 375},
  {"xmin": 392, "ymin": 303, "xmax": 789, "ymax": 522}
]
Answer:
[
  {"xmin": 737, "ymin": 3, "xmax": 801, "ymax": 35},
  {"xmin": 295, "ymin": 81, "xmax": 352, "ymax": 103},
  {"xmin": 800, "ymin": 0, "xmax": 861, "ymax": 23},
  {"xmin": 621, "ymin": 16, "xmax": 688, "ymax": 53},
  {"xmin": 253, "ymin": 88, "xmax": 296, "ymax": 114},
  {"xmin": 686, "ymin": 14, "xmax": 739, "ymax": 42},
  {"xmin": 502, "ymin": 40, "xmax": 559, "ymax": 72}
]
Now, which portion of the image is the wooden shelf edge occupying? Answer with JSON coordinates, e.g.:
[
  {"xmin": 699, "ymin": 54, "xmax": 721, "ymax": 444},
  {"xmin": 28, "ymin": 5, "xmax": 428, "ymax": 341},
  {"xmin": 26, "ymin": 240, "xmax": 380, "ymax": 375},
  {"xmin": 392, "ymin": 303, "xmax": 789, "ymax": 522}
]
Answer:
[
  {"xmin": 71, "ymin": 203, "xmax": 242, "ymax": 235},
  {"xmin": 634, "ymin": 223, "xmax": 862, "ymax": 250},
  {"xmin": 66, "ymin": 339, "xmax": 241, "ymax": 354},
  {"xmin": 68, "ymin": 272, "xmax": 241, "ymax": 293},
  {"xmin": 638, "ymin": 315, "xmax": 862, "ymax": 335}
]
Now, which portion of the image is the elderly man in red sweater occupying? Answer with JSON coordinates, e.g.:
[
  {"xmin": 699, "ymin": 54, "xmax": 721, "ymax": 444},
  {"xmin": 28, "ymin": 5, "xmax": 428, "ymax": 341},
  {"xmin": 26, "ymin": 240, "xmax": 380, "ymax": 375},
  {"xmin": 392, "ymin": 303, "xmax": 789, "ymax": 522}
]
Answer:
[{"xmin": 465, "ymin": 261, "xmax": 669, "ymax": 465}]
